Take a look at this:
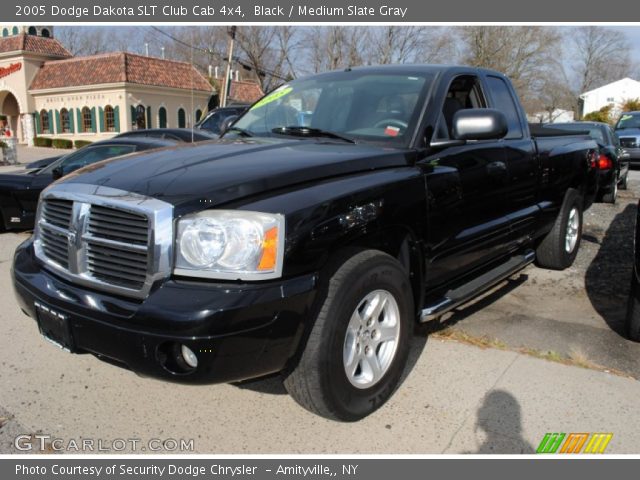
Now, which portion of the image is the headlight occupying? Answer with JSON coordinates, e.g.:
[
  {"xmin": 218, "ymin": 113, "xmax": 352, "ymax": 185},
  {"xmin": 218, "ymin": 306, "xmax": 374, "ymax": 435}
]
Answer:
[{"xmin": 174, "ymin": 210, "xmax": 285, "ymax": 280}]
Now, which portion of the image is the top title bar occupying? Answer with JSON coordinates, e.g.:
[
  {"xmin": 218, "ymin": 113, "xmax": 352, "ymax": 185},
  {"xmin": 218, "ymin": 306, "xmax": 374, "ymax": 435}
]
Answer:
[{"xmin": 6, "ymin": 0, "xmax": 640, "ymax": 22}]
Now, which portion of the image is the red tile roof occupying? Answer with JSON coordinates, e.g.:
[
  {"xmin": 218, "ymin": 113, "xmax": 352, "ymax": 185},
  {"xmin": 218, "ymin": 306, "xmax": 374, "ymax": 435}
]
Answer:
[
  {"xmin": 30, "ymin": 52, "xmax": 213, "ymax": 92},
  {"xmin": 229, "ymin": 80, "xmax": 264, "ymax": 103},
  {"xmin": 0, "ymin": 33, "xmax": 71, "ymax": 58}
]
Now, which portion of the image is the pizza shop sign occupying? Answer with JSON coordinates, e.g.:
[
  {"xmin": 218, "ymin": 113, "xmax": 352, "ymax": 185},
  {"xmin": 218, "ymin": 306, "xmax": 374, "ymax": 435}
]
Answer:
[{"xmin": 0, "ymin": 63, "xmax": 22, "ymax": 79}]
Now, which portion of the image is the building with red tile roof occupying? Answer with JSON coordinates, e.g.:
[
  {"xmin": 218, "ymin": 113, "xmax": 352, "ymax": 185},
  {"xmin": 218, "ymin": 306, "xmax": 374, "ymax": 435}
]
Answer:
[{"xmin": 0, "ymin": 26, "xmax": 260, "ymax": 144}]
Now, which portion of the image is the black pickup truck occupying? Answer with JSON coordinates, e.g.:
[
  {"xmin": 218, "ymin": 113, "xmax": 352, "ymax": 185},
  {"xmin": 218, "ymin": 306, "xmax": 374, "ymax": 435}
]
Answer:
[{"xmin": 12, "ymin": 65, "xmax": 598, "ymax": 421}]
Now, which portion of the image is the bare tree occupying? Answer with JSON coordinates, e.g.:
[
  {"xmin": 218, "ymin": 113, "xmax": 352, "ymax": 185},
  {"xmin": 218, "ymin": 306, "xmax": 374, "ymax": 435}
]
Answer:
[
  {"xmin": 365, "ymin": 26, "xmax": 455, "ymax": 65},
  {"xmin": 457, "ymin": 26, "xmax": 562, "ymax": 107},
  {"xmin": 56, "ymin": 27, "xmax": 115, "ymax": 56},
  {"xmin": 303, "ymin": 26, "xmax": 368, "ymax": 74},
  {"xmin": 570, "ymin": 26, "xmax": 633, "ymax": 96}
]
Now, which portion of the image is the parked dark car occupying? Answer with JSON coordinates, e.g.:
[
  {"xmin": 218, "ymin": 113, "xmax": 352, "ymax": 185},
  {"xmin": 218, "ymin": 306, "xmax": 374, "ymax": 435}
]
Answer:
[
  {"xmin": 548, "ymin": 121, "xmax": 629, "ymax": 203},
  {"xmin": 627, "ymin": 200, "xmax": 640, "ymax": 341},
  {"xmin": 13, "ymin": 65, "xmax": 598, "ymax": 421},
  {"xmin": 0, "ymin": 137, "xmax": 176, "ymax": 230},
  {"xmin": 115, "ymin": 128, "xmax": 217, "ymax": 143},
  {"xmin": 195, "ymin": 105, "xmax": 248, "ymax": 135},
  {"xmin": 615, "ymin": 111, "xmax": 640, "ymax": 166}
]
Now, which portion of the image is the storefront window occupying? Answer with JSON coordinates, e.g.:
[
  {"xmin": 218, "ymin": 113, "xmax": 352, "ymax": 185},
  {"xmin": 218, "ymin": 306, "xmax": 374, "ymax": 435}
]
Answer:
[
  {"xmin": 60, "ymin": 109, "xmax": 70, "ymax": 133},
  {"xmin": 104, "ymin": 105, "xmax": 115, "ymax": 132},
  {"xmin": 40, "ymin": 110, "xmax": 50, "ymax": 134},
  {"xmin": 82, "ymin": 107, "xmax": 92, "ymax": 132}
]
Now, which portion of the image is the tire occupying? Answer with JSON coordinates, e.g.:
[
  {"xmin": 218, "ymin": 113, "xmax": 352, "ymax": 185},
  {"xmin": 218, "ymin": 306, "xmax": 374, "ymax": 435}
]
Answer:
[
  {"xmin": 619, "ymin": 172, "xmax": 628, "ymax": 190},
  {"xmin": 602, "ymin": 178, "xmax": 618, "ymax": 204},
  {"xmin": 283, "ymin": 249, "xmax": 413, "ymax": 421},
  {"xmin": 535, "ymin": 189, "xmax": 583, "ymax": 270},
  {"xmin": 627, "ymin": 274, "xmax": 640, "ymax": 342}
]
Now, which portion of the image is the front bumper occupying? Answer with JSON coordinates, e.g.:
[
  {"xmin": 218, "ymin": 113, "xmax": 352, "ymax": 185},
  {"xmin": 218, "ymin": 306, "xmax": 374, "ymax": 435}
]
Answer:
[
  {"xmin": 12, "ymin": 239, "xmax": 318, "ymax": 384},
  {"xmin": 623, "ymin": 147, "xmax": 640, "ymax": 165}
]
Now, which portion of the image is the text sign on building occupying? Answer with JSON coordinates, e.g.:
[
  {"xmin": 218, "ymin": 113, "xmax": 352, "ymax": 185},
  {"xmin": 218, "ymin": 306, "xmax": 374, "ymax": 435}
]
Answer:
[{"xmin": 0, "ymin": 63, "xmax": 22, "ymax": 79}]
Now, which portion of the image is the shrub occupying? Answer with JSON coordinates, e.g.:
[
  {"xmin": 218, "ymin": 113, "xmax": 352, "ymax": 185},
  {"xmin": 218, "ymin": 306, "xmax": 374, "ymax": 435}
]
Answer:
[
  {"xmin": 52, "ymin": 138, "xmax": 73, "ymax": 149},
  {"xmin": 33, "ymin": 137, "xmax": 53, "ymax": 147},
  {"xmin": 74, "ymin": 140, "xmax": 93, "ymax": 149},
  {"xmin": 0, "ymin": 140, "xmax": 7, "ymax": 149},
  {"xmin": 621, "ymin": 98, "xmax": 640, "ymax": 112},
  {"xmin": 583, "ymin": 105, "xmax": 613, "ymax": 124}
]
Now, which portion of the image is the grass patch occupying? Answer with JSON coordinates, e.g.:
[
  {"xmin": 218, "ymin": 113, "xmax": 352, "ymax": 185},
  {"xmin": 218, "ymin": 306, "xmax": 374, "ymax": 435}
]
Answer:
[{"xmin": 432, "ymin": 327, "xmax": 634, "ymax": 379}]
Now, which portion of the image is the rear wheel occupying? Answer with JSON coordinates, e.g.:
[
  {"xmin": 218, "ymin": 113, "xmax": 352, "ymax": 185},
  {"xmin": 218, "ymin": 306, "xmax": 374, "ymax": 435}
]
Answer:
[
  {"xmin": 602, "ymin": 178, "xmax": 618, "ymax": 204},
  {"xmin": 535, "ymin": 189, "xmax": 583, "ymax": 270},
  {"xmin": 619, "ymin": 172, "xmax": 628, "ymax": 190},
  {"xmin": 283, "ymin": 249, "xmax": 413, "ymax": 421}
]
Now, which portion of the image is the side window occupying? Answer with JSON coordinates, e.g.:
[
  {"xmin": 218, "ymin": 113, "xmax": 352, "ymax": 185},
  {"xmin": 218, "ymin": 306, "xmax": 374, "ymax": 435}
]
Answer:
[
  {"xmin": 435, "ymin": 75, "xmax": 487, "ymax": 140},
  {"xmin": 485, "ymin": 75, "xmax": 523, "ymax": 139}
]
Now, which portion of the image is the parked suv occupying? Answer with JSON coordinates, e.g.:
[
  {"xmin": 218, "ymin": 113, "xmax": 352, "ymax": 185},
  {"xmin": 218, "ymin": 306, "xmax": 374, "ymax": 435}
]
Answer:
[{"xmin": 615, "ymin": 111, "xmax": 640, "ymax": 166}]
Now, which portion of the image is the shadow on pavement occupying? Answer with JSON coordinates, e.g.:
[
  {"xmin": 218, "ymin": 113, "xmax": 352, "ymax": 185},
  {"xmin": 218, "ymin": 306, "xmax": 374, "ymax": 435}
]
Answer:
[
  {"xmin": 585, "ymin": 203, "xmax": 636, "ymax": 337},
  {"xmin": 468, "ymin": 389, "xmax": 535, "ymax": 454}
]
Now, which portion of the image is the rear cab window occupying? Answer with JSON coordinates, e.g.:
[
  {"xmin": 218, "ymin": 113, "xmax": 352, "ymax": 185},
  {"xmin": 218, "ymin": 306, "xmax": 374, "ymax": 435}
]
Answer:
[{"xmin": 485, "ymin": 75, "xmax": 524, "ymax": 139}]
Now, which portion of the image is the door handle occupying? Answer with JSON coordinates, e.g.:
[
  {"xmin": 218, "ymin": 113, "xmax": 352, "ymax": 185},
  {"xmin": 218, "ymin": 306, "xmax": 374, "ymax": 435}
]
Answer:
[{"xmin": 487, "ymin": 161, "xmax": 507, "ymax": 176}]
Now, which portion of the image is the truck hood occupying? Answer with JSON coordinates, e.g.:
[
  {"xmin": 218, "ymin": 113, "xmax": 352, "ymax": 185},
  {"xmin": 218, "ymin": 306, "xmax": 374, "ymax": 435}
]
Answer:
[{"xmin": 59, "ymin": 138, "xmax": 412, "ymax": 213}]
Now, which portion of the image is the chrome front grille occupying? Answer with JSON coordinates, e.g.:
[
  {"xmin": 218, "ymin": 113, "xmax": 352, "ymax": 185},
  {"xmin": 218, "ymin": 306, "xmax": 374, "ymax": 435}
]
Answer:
[
  {"xmin": 34, "ymin": 184, "xmax": 174, "ymax": 299},
  {"xmin": 620, "ymin": 137, "xmax": 638, "ymax": 148}
]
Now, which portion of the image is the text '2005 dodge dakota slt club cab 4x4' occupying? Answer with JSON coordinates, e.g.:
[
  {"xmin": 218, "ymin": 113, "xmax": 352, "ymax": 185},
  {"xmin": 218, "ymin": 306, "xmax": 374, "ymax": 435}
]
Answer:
[{"xmin": 12, "ymin": 65, "xmax": 599, "ymax": 421}]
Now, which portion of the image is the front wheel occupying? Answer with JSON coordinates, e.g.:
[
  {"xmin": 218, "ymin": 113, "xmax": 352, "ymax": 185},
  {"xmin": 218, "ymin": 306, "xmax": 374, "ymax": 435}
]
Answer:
[
  {"xmin": 283, "ymin": 249, "xmax": 413, "ymax": 421},
  {"xmin": 535, "ymin": 189, "xmax": 583, "ymax": 270}
]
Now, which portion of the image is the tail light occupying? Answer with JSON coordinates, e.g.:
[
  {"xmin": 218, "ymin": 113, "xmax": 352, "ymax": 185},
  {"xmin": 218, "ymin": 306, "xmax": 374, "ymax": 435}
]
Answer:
[
  {"xmin": 597, "ymin": 154, "xmax": 613, "ymax": 170},
  {"xmin": 588, "ymin": 151, "xmax": 598, "ymax": 169}
]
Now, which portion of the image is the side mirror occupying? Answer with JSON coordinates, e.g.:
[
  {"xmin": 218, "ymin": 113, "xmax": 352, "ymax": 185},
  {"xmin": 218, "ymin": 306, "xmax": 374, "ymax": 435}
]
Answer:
[
  {"xmin": 452, "ymin": 108, "xmax": 508, "ymax": 141},
  {"xmin": 219, "ymin": 115, "xmax": 239, "ymax": 136},
  {"xmin": 52, "ymin": 166, "xmax": 63, "ymax": 180}
]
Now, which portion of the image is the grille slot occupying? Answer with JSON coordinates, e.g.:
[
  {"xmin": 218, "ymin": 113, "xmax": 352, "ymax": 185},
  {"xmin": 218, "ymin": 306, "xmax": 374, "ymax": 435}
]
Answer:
[
  {"xmin": 86, "ymin": 241, "xmax": 148, "ymax": 289},
  {"xmin": 42, "ymin": 199, "xmax": 73, "ymax": 229},
  {"xmin": 85, "ymin": 205, "xmax": 150, "ymax": 290},
  {"xmin": 40, "ymin": 228, "xmax": 69, "ymax": 268},
  {"xmin": 88, "ymin": 205, "xmax": 149, "ymax": 245}
]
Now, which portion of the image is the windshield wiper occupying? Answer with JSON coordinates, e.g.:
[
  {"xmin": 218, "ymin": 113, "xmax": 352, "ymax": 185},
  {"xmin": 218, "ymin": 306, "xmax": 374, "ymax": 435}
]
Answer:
[
  {"xmin": 271, "ymin": 126, "xmax": 356, "ymax": 144},
  {"xmin": 224, "ymin": 126, "xmax": 253, "ymax": 137}
]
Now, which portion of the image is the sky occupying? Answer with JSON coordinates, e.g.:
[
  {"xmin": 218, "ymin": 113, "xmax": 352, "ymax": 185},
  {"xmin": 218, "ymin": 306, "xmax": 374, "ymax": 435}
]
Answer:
[{"xmin": 612, "ymin": 26, "xmax": 640, "ymax": 62}]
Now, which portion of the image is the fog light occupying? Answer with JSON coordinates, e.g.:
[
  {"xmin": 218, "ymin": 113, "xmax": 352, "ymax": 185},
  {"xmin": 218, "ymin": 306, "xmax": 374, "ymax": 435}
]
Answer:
[{"xmin": 180, "ymin": 344, "xmax": 198, "ymax": 368}]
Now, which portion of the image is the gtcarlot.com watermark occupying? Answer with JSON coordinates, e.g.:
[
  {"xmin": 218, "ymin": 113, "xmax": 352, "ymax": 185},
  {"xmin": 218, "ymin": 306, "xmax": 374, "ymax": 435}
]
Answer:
[{"xmin": 14, "ymin": 434, "xmax": 194, "ymax": 452}]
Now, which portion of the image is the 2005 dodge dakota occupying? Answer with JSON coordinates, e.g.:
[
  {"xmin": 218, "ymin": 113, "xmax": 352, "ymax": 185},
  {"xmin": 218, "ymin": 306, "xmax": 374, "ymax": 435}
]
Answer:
[{"xmin": 13, "ymin": 65, "xmax": 598, "ymax": 421}]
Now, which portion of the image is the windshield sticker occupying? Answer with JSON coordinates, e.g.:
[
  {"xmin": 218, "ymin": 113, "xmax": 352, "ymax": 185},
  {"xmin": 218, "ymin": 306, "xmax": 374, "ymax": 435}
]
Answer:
[
  {"xmin": 251, "ymin": 86, "xmax": 293, "ymax": 110},
  {"xmin": 384, "ymin": 126, "xmax": 400, "ymax": 137}
]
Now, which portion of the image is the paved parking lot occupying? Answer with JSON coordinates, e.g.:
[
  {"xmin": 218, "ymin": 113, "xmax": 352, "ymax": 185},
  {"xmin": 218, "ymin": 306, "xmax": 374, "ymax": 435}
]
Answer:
[{"xmin": 0, "ymin": 148, "xmax": 639, "ymax": 454}]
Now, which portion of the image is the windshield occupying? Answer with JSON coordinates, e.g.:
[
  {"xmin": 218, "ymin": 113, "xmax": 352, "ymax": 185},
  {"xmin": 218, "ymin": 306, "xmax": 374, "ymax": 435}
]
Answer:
[
  {"xmin": 615, "ymin": 113, "xmax": 640, "ymax": 130},
  {"xmin": 230, "ymin": 71, "xmax": 433, "ymax": 146}
]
